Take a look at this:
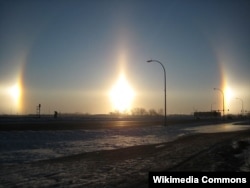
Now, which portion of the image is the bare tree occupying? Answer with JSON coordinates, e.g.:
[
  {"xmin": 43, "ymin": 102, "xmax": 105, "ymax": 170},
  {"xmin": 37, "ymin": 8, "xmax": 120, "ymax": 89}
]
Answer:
[
  {"xmin": 158, "ymin": 108, "xmax": 163, "ymax": 116},
  {"xmin": 131, "ymin": 108, "xmax": 148, "ymax": 116},
  {"xmin": 149, "ymin": 109, "xmax": 158, "ymax": 116}
]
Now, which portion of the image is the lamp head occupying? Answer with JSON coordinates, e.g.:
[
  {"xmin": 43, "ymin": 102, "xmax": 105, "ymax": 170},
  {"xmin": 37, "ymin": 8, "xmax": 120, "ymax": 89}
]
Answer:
[{"xmin": 147, "ymin": 60, "xmax": 152, "ymax": 63}]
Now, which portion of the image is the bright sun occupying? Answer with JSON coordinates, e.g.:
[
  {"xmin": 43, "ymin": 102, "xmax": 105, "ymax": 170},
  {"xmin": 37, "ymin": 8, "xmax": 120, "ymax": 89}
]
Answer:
[{"xmin": 109, "ymin": 74, "xmax": 135, "ymax": 113}]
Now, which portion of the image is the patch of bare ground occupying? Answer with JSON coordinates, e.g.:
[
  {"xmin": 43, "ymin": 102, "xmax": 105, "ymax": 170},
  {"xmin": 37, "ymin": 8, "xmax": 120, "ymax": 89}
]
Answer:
[{"xmin": 1, "ymin": 129, "xmax": 250, "ymax": 188}]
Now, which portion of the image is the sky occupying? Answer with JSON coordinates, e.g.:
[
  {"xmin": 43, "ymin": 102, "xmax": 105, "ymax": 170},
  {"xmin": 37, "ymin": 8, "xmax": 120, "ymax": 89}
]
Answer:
[{"xmin": 0, "ymin": 0, "xmax": 249, "ymax": 115}]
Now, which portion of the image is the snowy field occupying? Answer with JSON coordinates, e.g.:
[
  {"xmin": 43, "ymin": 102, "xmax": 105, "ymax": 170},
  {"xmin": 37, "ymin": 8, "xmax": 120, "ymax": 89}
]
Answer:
[{"xmin": 1, "ymin": 121, "xmax": 250, "ymax": 165}]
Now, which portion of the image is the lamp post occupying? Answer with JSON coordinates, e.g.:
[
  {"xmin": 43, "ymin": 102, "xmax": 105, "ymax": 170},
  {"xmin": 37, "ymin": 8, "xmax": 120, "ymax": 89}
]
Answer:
[
  {"xmin": 214, "ymin": 88, "xmax": 224, "ymax": 119},
  {"xmin": 147, "ymin": 59, "xmax": 167, "ymax": 126},
  {"xmin": 236, "ymin": 98, "xmax": 244, "ymax": 115}
]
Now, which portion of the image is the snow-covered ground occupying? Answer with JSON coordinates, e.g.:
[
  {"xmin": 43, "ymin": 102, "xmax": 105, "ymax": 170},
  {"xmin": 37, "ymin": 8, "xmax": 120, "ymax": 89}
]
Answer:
[{"xmin": 1, "ymin": 122, "xmax": 250, "ymax": 165}]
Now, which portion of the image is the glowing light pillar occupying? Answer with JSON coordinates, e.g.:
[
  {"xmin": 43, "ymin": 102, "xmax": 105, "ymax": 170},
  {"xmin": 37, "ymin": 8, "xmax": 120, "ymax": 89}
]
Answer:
[
  {"xmin": 214, "ymin": 88, "xmax": 224, "ymax": 119},
  {"xmin": 147, "ymin": 59, "xmax": 167, "ymax": 126}
]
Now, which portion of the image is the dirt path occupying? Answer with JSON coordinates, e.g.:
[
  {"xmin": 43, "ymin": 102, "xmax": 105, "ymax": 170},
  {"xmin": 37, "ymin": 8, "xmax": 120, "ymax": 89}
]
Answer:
[{"xmin": 1, "ymin": 130, "xmax": 250, "ymax": 188}]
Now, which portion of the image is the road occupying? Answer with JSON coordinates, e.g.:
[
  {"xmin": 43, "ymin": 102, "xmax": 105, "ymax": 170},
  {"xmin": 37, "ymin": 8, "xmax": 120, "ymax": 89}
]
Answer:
[{"xmin": 0, "ymin": 115, "xmax": 247, "ymax": 131}]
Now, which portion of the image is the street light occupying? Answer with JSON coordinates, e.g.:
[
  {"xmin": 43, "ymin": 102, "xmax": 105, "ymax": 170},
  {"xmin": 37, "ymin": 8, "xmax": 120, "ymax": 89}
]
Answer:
[
  {"xmin": 236, "ymin": 97, "xmax": 244, "ymax": 115},
  {"xmin": 147, "ymin": 59, "xmax": 167, "ymax": 126},
  {"xmin": 214, "ymin": 88, "xmax": 224, "ymax": 119}
]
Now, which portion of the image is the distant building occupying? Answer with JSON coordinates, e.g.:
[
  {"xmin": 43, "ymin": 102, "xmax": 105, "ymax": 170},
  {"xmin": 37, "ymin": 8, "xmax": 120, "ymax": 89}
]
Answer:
[{"xmin": 194, "ymin": 111, "xmax": 221, "ymax": 119}]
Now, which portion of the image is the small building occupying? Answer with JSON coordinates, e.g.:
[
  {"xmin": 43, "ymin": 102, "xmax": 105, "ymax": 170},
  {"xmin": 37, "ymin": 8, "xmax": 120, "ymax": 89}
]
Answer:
[{"xmin": 194, "ymin": 111, "xmax": 221, "ymax": 119}]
